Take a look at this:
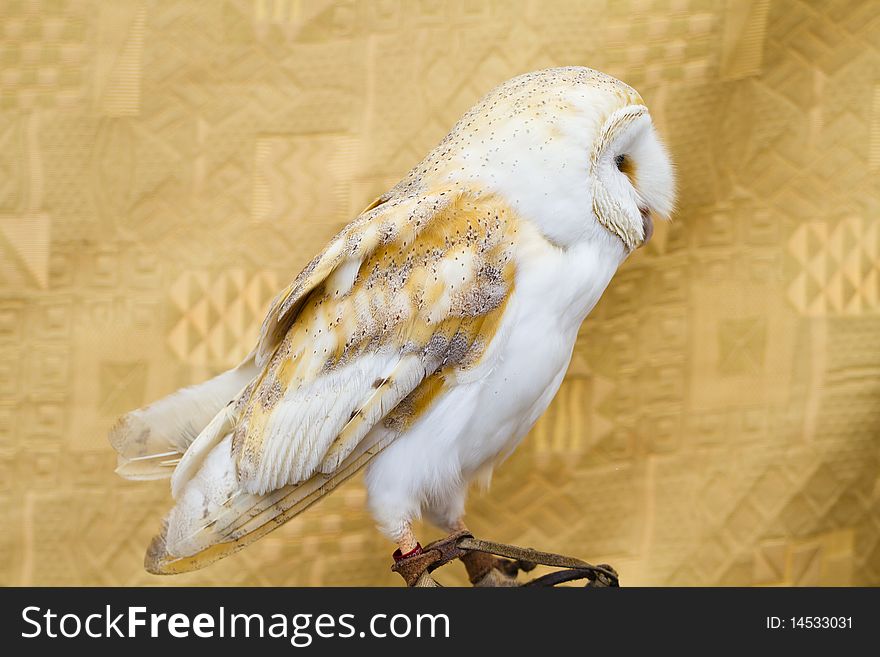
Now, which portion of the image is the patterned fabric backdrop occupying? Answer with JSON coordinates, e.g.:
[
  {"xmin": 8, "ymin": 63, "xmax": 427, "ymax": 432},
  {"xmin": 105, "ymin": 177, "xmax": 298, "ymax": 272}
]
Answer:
[{"xmin": 2, "ymin": 0, "xmax": 878, "ymax": 586}]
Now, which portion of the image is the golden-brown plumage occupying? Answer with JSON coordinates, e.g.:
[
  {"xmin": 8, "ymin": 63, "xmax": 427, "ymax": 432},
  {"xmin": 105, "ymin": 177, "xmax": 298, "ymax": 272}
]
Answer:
[
  {"xmin": 144, "ymin": 190, "xmax": 518, "ymax": 573},
  {"xmin": 235, "ymin": 190, "xmax": 518, "ymax": 492}
]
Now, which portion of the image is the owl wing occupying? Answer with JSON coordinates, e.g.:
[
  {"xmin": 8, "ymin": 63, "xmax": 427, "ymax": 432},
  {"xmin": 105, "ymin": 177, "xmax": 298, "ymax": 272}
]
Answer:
[{"xmin": 146, "ymin": 190, "xmax": 518, "ymax": 573}]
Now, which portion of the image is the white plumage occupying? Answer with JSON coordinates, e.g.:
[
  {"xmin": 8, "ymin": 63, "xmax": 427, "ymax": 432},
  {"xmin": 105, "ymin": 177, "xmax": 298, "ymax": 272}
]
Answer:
[{"xmin": 109, "ymin": 67, "xmax": 675, "ymax": 575}]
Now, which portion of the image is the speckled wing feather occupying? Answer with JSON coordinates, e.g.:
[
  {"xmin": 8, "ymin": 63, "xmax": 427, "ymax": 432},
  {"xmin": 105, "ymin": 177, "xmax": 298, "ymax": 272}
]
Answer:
[{"xmin": 146, "ymin": 190, "xmax": 518, "ymax": 573}]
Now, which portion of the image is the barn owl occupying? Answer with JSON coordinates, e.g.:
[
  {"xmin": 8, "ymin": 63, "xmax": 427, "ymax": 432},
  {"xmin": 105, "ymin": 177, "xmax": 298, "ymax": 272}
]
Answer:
[{"xmin": 110, "ymin": 67, "xmax": 675, "ymax": 583}]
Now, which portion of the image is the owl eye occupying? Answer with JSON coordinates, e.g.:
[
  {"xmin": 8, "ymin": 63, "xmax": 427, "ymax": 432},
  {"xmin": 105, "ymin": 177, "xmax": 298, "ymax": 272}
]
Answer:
[{"xmin": 615, "ymin": 154, "xmax": 627, "ymax": 171}]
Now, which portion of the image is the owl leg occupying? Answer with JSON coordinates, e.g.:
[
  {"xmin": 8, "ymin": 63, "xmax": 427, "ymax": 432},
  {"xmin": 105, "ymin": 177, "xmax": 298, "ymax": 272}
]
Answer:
[
  {"xmin": 393, "ymin": 524, "xmax": 421, "ymax": 558},
  {"xmin": 390, "ymin": 522, "xmax": 439, "ymax": 587}
]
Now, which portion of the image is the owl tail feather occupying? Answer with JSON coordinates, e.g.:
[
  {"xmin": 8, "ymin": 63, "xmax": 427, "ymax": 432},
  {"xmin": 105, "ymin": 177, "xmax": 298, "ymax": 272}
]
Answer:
[
  {"xmin": 109, "ymin": 353, "xmax": 258, "ymax": 481},
  {"xmin": 144, "ymin": 430, "xmax": 396, "ymax": 575}
]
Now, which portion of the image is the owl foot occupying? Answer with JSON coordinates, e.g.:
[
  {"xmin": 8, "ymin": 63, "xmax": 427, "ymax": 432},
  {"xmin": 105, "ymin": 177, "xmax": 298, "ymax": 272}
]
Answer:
[
  {"xmin": 459, "ymin": 547, "xmax": 536, "ymax": 587},
  {"xmin": 391, "ymin": 542, "xmax": 438, "ymax": 587},
  {"xmin": 391, "ymin": 531, "xmax": 617, "ymax": 587},
  {"xmin": 391, "ymin": 529, "xmax": 473, "ymax": 587},
  {"xmin": 456, "ymin": 536, "xmax": 619, "ymax": 587}
]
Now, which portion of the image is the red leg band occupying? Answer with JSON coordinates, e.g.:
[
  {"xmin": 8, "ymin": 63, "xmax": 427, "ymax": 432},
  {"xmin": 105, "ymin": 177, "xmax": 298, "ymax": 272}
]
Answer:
[{"xmin": 392, "ymin": 543, "xmax": 423, "ymax": 562}]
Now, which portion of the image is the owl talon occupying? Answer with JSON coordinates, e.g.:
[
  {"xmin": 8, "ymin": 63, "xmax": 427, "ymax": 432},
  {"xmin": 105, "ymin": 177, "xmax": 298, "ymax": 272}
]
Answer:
[
  {"xmin": 471, "ymin": 567, "xmax": 521, "ymax": 587},
  {"xmin": 460, "ymin": 550, "xmax": 523, "ymax": 586}
]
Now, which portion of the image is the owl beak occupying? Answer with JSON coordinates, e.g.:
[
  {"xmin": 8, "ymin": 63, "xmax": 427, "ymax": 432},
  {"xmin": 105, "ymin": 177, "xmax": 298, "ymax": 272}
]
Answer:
[{"xmin": 639, "ymin": 206, "xmax": 653, "ymax": 245}]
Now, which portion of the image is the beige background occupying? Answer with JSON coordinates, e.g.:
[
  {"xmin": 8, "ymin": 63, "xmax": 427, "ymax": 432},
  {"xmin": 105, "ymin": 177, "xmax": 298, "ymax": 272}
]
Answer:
[{"xmin": 1, "ymin": 0, "xmax": 879, "ymax": 586}]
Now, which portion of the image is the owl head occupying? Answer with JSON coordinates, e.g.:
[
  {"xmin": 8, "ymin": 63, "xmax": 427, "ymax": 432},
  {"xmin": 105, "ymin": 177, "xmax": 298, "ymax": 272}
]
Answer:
[{"xmin": 390, "ymin": 67, "xmax": 676, "ymax": 256}]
